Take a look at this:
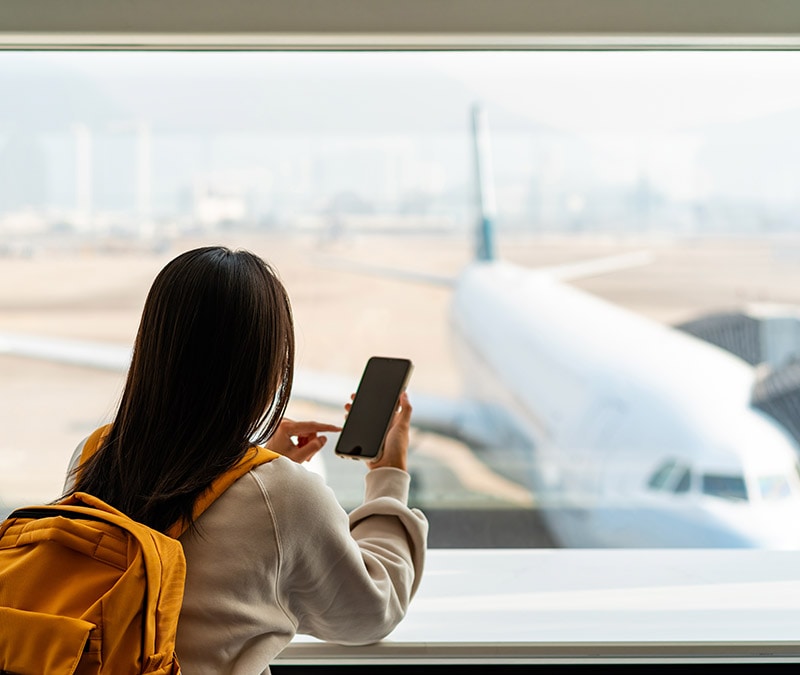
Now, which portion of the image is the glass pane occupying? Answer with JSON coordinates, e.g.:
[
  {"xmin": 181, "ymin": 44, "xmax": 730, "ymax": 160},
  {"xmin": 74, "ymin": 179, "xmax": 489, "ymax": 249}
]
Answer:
[
  {"xmin": 647, "ymin": 460, "xmax": 676, "ymax": 490},
  {"xmin": 702, "ymin": 474, "xmax": 749, "ymax": 502},
  {"xmin": 673, "ymin": 468, "xmax": 692, "ymax": 494},
  {"xmin": 759, "ymin": 475, "xmax": 792, "ymax": 500},
  {"xmin": 3, "ymin": 51, "xmax": 800, "ymax": 549}
]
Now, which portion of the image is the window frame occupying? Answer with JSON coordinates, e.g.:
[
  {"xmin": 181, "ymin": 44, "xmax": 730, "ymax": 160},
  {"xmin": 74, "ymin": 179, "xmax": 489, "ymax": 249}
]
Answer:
[
  {"xmin": 3, "ymin": 1, "xmax": 800, "ymax": 666},
  {"xmin": 2, "ymin": 0, "xmax": 800, "ymax": 51}
]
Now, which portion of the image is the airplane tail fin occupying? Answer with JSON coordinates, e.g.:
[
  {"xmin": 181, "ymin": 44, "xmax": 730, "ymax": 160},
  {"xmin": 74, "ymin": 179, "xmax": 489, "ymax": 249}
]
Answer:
[
  {"xmin": 317, "ymin": 105, "xmax": 497, "ymax": 284},
  {"xmin": 471, "ymin": 104, "xmax": 497, "ymax": 262}
]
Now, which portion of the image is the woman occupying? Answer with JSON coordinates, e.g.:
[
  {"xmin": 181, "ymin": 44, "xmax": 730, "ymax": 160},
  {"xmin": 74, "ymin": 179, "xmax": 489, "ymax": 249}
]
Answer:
[{"xmin": 64, "ymin": 245, "xmax": 428, "ymax": 673}]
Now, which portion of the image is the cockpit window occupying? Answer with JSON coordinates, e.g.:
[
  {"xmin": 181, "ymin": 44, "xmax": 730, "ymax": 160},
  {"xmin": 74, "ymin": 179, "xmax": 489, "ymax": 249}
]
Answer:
[
  {"xmin": 647, "ymin": 460, "xmax": 677, "ymax": 489},
  {"xmin": 702, "ymin": 474, "xmax": 748, "ymax": 502},
  {"xmin": 673, "ymin": 468, "xmax": 692, "ymax": 493},
  {"xmin": 646, "ymin": 460, "xmax": 692, "ymax": 494},
  {"xmin": 758, "ymin": 475, "xmax": 792, "ymax": 500}
]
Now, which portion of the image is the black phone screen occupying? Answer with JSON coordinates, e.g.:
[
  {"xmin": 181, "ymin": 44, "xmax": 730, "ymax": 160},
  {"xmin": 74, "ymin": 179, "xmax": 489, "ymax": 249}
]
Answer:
[{"xmin": 334, "ymin": 356, "xmax": 413, "ymax": 460}]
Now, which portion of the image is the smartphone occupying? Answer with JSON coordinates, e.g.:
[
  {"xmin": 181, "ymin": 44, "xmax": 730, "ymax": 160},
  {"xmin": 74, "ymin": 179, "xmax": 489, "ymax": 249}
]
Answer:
[{"xmin": 335, "ymin": 356, "xmax": 414, "ymax": 462}]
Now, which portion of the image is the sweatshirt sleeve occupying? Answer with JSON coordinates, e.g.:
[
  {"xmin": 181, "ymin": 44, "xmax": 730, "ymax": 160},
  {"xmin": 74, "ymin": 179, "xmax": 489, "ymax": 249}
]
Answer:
[{"xmin": 270, "ymin": 464, "xmax": 428, "ymax": 645}]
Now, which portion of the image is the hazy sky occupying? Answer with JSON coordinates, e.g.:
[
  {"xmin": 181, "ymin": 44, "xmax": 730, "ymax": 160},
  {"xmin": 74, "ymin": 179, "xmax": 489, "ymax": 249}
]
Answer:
[
  {"xmin": 425, "ymin": 51, "xmax": 800, "ymax": 133},
  {"xmin": 14, "ymin": 50, "xmax": 800, "ymax": 134},
  {"xmin": 4, "ymin": 50, "xmax": 800, "ymax": 214}
]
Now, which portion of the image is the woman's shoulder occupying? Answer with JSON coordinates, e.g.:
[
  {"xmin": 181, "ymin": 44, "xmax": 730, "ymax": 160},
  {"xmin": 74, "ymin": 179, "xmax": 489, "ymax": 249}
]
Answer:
[
  {"xmin": 250, "ymin": 453, "xmax": 322, "ymax": 482},
  {"xmin": 188, "ymin": 455, "xmax": 342, "ymax": 540},
  {"xmin": 246, "ymin": 455, "xmax": 341, "ymax": 510}
]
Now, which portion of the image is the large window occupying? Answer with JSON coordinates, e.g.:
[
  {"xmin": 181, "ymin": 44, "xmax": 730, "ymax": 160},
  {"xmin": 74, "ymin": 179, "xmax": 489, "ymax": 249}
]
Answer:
[{"xmin": 3, "ymin": 51, "xmax": 800, "ymax": 550}]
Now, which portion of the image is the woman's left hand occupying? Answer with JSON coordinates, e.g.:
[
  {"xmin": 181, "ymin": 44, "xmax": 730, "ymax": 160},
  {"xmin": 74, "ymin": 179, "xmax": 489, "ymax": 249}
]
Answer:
[{"xmin": 266, "ymin": 418, "xmax": 342, "ymax": 463}]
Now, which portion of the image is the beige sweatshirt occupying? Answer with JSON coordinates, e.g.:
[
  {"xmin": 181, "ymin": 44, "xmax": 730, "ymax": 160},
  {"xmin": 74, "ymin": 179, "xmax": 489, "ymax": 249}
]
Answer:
[{"xmin": 66, "ymin": 446, "xmax": 428, "ymax": 674}]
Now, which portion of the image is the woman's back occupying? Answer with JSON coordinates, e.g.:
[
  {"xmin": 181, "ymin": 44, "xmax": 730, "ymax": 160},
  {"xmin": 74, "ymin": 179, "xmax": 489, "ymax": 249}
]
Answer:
[
  {"xmin": 176, "ymin": 457, "xmax": 426, "ymax": 673},
  {"xmin": 64, "ymin": 246, "xmax": 428, "ymax": 673}
]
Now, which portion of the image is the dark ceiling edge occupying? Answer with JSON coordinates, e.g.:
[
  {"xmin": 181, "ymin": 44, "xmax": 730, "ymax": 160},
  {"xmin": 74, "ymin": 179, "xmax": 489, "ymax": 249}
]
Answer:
[{"xmin": 3, "ymin": 0, "xmax": 800, "ymax": 50}]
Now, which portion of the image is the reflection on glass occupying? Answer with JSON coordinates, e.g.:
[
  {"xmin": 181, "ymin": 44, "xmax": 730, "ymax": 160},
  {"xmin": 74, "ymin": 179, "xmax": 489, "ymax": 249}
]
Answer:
[
  {"xmin": 758, "ymin": 475, "xmax": 792, "ymax": 500},
  {"xmin": 2, "ymin": 51, "xmax": 800, "ymax": 549}
]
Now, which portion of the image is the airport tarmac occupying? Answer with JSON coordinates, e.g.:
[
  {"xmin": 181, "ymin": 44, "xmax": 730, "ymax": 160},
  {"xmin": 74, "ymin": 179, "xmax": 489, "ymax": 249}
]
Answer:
[{"xmin": 2, "ymin": 231, "xmax": 800, "ymax": 547}]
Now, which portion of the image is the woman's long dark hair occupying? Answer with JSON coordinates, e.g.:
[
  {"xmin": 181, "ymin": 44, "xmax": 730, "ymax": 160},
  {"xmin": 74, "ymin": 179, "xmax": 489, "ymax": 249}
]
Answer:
[{"xmin": 69, "ymin": 246, "xmax": 295, "ymax": 533}]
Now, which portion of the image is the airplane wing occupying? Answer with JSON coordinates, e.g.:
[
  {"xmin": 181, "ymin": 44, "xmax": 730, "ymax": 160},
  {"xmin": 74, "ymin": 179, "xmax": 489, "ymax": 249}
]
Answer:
[
  {"xmin": 0, "ymin": 331, "xmax": 131, "ymax": 371},
  {"xmin": 539, "ymin": 250, "xmax": 654, "ymax": 282},
  {"xmin": 321, "ymin": 250, "xmax": 653, "ymax": 288},
  {"xmin": 0, "ymin": 330, "xmax": 498, "ymax": 447}
]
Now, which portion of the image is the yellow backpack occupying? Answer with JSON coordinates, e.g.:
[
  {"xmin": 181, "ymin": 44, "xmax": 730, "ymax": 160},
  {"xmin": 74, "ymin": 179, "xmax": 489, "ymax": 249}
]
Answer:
[{"xmin": 0, "ymin": 426, "xmax": 279, "ymax": 674}]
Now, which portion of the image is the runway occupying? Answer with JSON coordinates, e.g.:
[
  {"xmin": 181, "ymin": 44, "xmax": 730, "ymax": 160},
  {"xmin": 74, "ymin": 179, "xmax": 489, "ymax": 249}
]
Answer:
[{"xmin": 2, "ymin": 231, "xmax": 800, "ymax": 547}]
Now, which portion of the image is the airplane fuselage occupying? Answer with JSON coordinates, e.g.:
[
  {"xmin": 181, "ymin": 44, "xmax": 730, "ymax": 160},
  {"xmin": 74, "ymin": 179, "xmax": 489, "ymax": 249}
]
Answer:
[{"xmin": 450, "ymin": 260, "xmax": 800, "ymax": 548}]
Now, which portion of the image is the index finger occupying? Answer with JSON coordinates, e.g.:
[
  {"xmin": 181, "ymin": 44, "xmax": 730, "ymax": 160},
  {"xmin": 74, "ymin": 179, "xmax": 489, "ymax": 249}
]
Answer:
[{"xmin": 288, "ymin": 421, "xmax": 342, "ymax": 434}]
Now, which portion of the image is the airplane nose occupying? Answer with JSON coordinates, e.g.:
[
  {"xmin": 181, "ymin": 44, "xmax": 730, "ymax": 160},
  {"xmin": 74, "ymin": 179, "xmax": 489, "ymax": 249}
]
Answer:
[{"xmin": 740, "ymin": 504, "xmax": 800, "ymax": 549}]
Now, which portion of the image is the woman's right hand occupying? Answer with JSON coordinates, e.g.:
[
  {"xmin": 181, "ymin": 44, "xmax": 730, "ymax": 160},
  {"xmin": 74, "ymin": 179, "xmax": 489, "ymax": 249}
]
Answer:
[
  {"xmin": 266, "ymin": 418, "xmax": 341, "ymax": 464},
  {"xmin": 345, "ymin": 392, "xmax": 412, "ymax": 472}
]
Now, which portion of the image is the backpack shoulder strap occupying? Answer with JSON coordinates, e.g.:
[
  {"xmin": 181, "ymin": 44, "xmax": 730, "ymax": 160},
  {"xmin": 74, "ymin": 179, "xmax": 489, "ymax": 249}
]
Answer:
[
  {"xmin": 79, "ymin": 424, "xmax": 111, "ymax": 464},
  {"xmin": 77, "ymin": 426, "xmax": 280, "ymax": 538},
  {"xmin": 167, "ymin": 445, "xmax": 280, "ymax": 538}
]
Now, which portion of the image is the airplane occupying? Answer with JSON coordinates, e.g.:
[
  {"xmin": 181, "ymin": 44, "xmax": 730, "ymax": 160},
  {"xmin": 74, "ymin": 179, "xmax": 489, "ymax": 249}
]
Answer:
[
  {"xmin": 3, "ymin": 105, "xmax": 800, "ymax": 549},
  {"xmin": 294, "ymin": 104, "xmax": 800, "ymax": 549}
]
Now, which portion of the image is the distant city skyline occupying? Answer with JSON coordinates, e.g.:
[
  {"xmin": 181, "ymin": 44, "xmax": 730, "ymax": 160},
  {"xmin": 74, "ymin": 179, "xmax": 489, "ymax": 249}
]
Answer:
[{"xmin": 1, "ymin": 51, "xmax": 800, "ymax": 237}]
